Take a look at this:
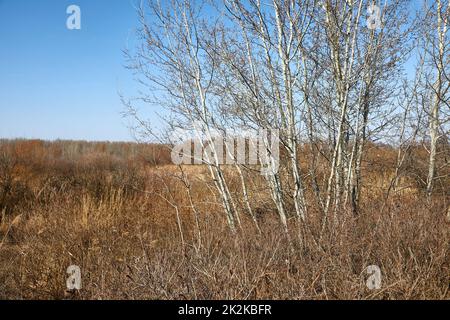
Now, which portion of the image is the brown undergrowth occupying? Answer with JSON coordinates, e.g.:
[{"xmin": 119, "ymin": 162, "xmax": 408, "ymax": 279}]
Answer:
[{"xmin": 0, "ymin": 139, "xmax": 448, "ymax": 299}]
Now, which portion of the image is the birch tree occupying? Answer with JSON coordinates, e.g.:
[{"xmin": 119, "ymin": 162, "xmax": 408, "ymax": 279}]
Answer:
[
  {"xmin": 422, "ymin": 0, "xmax": 450, "ymax": 198},
  {"xmin": 126, "ymin": 0, "xmax": 240, "ymax": 232}
]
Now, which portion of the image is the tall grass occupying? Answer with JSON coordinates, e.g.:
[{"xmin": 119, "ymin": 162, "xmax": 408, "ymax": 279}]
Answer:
[{"xmin": 0, "ymin": 139, "xmax": 448, "ymax": 299}]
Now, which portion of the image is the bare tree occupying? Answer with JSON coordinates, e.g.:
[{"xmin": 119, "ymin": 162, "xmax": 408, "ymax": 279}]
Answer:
[
  {"xmin": 126, "ymin": 0, "xmax": 436, "ymax": 243},
  {"xmin": 422, "ymin": 0, "xmax": 450, "ymax": 198},
  {"xmin": 126, "ymin": 0, "xmax": 240, "ymax": 232}
]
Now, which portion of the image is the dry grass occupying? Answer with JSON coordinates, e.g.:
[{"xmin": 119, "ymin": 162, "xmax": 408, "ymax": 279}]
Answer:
[{"xmin": 0, "ymin": 139, "xmax": 448, "ymax": 300}]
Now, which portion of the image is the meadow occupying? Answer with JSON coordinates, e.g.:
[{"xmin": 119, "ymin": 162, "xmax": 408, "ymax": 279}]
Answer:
[{"xmin": 0, "ymin": 139, "xmax": 448, "ymax": 299}]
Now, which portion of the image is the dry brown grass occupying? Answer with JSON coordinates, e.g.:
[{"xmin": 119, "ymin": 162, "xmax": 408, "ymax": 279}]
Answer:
[{"xmin": 0, "ymin": 139, "xmax": 448, "ymax": 300}]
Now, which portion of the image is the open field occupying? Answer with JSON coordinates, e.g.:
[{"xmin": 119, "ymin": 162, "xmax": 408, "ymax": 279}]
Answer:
[{"xmin": 0, "ymin": 139, "xmax": 448, "ymax": 299}]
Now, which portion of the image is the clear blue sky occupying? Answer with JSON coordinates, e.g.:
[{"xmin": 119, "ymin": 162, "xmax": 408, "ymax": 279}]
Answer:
[
  {"xmin": 0, "ymin": 0, "xmax": 420, "ymax": 142},
  {"xmin": 0, "ymin": 0, "xmax": 142, "ymax": 141}
]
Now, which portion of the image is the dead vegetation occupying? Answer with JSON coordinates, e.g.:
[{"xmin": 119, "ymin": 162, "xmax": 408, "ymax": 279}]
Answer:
[{"xmin": 0, "ymin": 139, "xmax": 448, "ymax": 300}]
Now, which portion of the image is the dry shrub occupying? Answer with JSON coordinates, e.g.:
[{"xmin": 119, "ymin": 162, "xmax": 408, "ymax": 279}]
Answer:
[{"xmin": 0, "ymin": 139, "xmax": 448, "ymax": 300}]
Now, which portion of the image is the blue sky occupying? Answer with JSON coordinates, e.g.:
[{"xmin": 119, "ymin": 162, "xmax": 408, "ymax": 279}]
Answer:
[
  {"xmin": 0, "ymin": 0, "xmax": 421, "ymax": 142},
  {"xmin": 0, "ymin": 0, "xmax": 142, "ymax": 141}
]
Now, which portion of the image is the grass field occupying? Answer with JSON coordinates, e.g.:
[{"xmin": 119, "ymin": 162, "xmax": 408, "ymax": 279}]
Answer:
[{"xmin": 0, "ymin": 139, "xmax": 448, "ymax": 299}]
